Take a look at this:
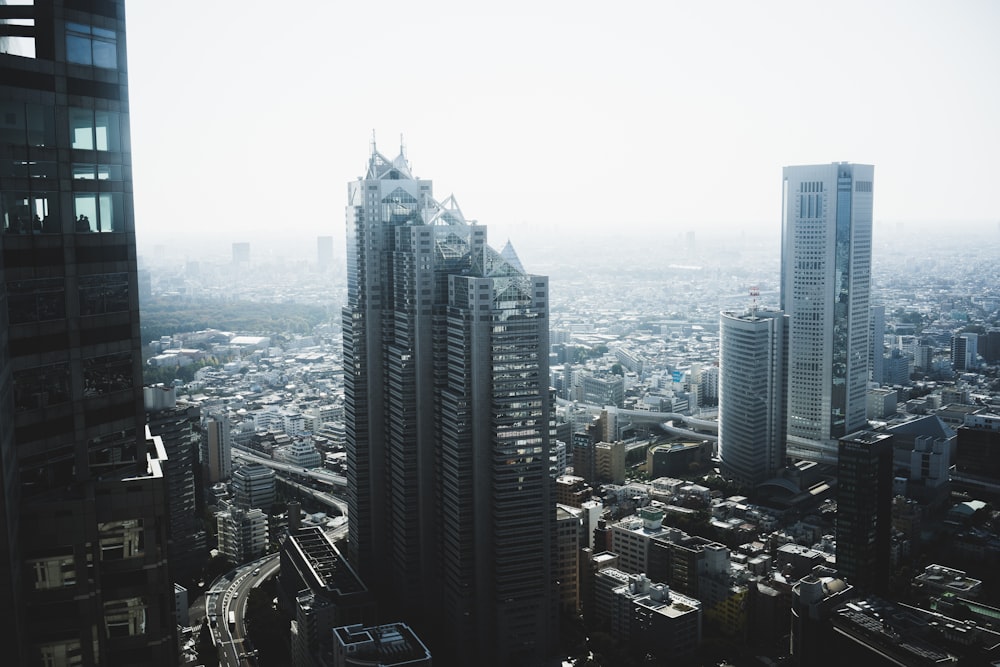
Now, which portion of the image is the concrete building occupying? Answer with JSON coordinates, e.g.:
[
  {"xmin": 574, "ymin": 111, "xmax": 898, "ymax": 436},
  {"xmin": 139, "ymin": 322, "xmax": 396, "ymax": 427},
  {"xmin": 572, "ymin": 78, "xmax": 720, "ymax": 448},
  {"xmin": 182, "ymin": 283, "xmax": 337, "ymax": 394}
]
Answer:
[
  {"xmin": 602, "ymin": 571, "xmax": 702, "ymax": 661},
  {"xmin": 610, "ymin": 508, "xmax": 683, "ymax": 575},
  {"xmin": 556, "ymin": 504, "xmax": 585, "ymax": 614},
  {"xmin": 0, "ymin": 3, "xmax": 176, "ymax": 662},
  {"xmin": 790, "ymin": 570, "xmax": 855, "ymax": 667},
  {"xmin": 278, "ymin": 526, "xmax": 374, "ymax": 666},
  {"xmin": 952, "ymin": 332, "xmax": 978, "ymax": 371},
  {"xmin": 865, "ymin": 387, "xmax": 897, "ymax": 420},
  {"xmin": 595, "ymin": 440, "xmax": 626, "ymax": 484},
  {"xmin": 332, "ymin": 623, "xmax": 431, "ymax": 667},
  {"xmin": 232, "ymin": 462, "xmax": 277, "ymax": 512},
  {"xmin": 343, "ymin": 146, "xmax": 555, "ymax": 665},
  {"xmin": 781, "ymin": 164, "xmax": 874, "ymax": 463},
  {"xmin": 202, "ymin": 412, "xmax": 233, "ymax": 483},
  {"xmin": 217, "ymin": 507, "xmax": 268, "ymax": 563},
  {"xmin": 719, "ymin": 307, "xmax": 788, "ymax": 486}
]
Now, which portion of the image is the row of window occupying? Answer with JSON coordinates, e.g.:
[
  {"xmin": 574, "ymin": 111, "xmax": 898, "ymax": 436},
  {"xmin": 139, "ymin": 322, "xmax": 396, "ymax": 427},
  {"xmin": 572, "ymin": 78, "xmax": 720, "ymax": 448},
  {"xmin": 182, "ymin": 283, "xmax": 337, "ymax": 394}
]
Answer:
[
  {"xmin": 13, "ymin": 352, "xmax": 134, "ymax": 412},
  {"xmin": 2, "ymin": 191, "xmax": 126, "ymax": 233},
  {"xmin": 0, "ymin": 103, "xmax": 123, "ymax": 150}
]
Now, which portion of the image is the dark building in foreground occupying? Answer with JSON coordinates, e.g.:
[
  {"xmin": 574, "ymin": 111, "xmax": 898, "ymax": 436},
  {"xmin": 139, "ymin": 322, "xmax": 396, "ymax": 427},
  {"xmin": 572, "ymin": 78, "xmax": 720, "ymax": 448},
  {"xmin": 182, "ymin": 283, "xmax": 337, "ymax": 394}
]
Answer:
[
  {"xmin": 333, "ymin": 622, "xmax": 432, "ymax": 667},
  {"xmin": 278, "ymin": 525, "xmax": 374, "ymax": 666},
  {"xmin": 836, "ymin": 431, "xmax": 893, "ymax": 593},
  {"xmin": 343, "ymin": 146, "xmax": 556, "ymax": 664},
  {"xmin": 1, "ymin": 2, "xmax": 176, "ymax": 663}
]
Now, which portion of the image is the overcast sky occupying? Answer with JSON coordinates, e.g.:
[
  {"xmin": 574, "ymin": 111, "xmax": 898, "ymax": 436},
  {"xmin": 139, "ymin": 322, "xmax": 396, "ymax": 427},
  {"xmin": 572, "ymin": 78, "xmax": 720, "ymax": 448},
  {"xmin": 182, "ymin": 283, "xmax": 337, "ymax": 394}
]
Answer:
[{"xmin": 125, "ymin": 0, "xmax": 1000, "ymax": 261}]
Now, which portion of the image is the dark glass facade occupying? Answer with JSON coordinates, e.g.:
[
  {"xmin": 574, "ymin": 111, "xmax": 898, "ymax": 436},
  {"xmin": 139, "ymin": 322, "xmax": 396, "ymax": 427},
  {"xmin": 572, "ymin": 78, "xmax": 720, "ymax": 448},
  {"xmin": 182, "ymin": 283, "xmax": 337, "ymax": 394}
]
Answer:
[
  {"xmin": 1, "ymin": 2, "xmax": 176, "ymax": 664},
  {"xmin": 343, "ymin": 148, "xmax": 556, "ymax": 665}
]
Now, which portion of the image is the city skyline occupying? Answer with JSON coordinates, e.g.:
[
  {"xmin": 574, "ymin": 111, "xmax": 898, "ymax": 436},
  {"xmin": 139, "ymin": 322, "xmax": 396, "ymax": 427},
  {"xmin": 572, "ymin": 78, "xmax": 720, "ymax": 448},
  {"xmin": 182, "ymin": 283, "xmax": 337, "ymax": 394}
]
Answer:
[{"xmin": 124, "ymin": 1, "xmax": 1000, "ymax": 258}]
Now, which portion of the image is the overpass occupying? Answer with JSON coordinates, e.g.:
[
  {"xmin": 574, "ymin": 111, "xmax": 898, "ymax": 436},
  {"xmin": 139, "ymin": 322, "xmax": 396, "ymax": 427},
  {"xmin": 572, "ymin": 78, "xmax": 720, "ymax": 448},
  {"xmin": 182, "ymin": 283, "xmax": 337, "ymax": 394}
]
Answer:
[
  {"xmin": 557, "ymin": 399, "xmax": 719, "ymax": 439},
  {"xmin": 232, "ymin": 446, "xmax": 347, "ymax": 490}
]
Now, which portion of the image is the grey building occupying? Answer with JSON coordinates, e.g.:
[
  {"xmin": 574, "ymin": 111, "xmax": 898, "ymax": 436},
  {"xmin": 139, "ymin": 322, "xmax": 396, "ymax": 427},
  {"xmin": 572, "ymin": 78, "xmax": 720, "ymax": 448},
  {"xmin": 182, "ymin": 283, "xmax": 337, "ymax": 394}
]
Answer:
[
  {"xmin": 343, "ymin": 145, "xmax": 556, "ymax": 665},
  {"xmin": 781, "ymin": 164, "xmax": 874, "ymax": 462},
  {"xmin": 0, "ymin": 2, "xmax": 176, "ymax": 663},
  {"xmin": 232, "ymin": 462, "xmax": 276, "ymax": 512},
  {"xmin": 719, "ymin": 307, "xmax": 788, "ymax": 486}
]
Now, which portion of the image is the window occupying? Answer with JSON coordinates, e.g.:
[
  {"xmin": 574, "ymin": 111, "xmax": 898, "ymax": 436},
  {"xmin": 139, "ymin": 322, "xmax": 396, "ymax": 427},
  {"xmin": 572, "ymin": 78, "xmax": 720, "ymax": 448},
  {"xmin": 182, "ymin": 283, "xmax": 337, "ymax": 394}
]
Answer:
[
  {"xmin": 66, "ymin": 22, "xmax": 117, "ymax": 68},
  {"xmin": 79, "ymin": 273, "xmax": 129, "ymax": 316},
  {"xmin": 103, "ymin": 597, "xmax": 147, "ymax": 638},
  {"xmin": 73, "ymin": 192, "xmax": 123, "ymax": 232},
  {"xmin": 29, "ymin": 552, "xmax": 76, "ymax": 590},
  {"xmin": 69, "ymin": 108, "xmax": 120, "ymax": 151},
  {"xmin": 98, "ymin": 519, "xmax": 144, "ymax": 560},
  {"xmin": 7, "ymin": 277, "xmax": 65, "ymax": 323},
  {"xmin": 13, "ymin": 363, "xmax": 71, "ymax": 411},
  {"xmin": 83, "ymin": 352, "xmax": 132, "ymax": 396},
  {"xmin": 72, "ymin": 163, "xmax": 122, "ymax": 180},
  {"xmin": 2, "ymin": 191, "xmax": 59, "ymax": 233}
]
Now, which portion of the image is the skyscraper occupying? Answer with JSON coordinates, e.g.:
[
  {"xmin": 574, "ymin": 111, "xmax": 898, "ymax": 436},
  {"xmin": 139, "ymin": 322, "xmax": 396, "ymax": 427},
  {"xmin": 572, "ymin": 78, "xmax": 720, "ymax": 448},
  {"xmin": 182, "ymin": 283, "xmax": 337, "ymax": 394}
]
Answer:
[
  {"xmin": 343, "ymin": 144, "xmax": 556, "ymax": 665},
  {"xmin": 781, "ymin": 163, "xmax": 874, "ymax": 462},
  {"xmin": 836, "ymin": 430, "xmax": 893, "ymax": 593},
  {"xmin": 0, "ymin": 2, "xmax": 176, "ymax": 663},
  {"xmin": 719, "ymin": 307, "xmax": 788, "ymax": 486}
]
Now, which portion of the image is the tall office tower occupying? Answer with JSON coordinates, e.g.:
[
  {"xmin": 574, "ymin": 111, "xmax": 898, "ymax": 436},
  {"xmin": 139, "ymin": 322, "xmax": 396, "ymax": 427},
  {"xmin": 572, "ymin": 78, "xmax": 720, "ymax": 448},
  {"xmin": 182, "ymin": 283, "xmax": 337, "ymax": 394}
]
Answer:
[
  {"xmin": 951, "ymin": 332, "xmax": 977, "ymax": 371},
  {"xmin": 718, "ymin": 307, "xmax": 789, "ymax": 486},
  {"xmin": 836, "ymin": 430, "xmax": 893, "ymax": 593},
  {"xmin": 781, "ymin": 163, "xmax": 874, "ymax": 462},
  {"xmin": 317, "ymin": 234, "xmax": 334, "ymax": 270},
  {"xmin": 0, "ymin": 2, "xmax": 176, "ymax": 663},
  {"xmin": 869, "ymin": 304, "xmax": 885, "ymax": 385},
  {"xmin": 144, "ymin": 384, "xmax": 205, "ymax": 584},
  {"xmin": 343, "ymin": 145, "xmax": 555, "ymax": 665},
  {"xmin": 202, "ymin": 412, "xmax": 232, "ymax": 483}
]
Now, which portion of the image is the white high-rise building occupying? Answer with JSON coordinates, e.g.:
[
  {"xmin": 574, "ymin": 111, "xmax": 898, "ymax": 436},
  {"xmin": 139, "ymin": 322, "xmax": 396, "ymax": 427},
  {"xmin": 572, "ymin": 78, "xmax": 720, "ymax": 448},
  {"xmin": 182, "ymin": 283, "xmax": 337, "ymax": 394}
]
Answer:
[
  {"xmin": 781, "ymin": 163, "xmax": 874, "ymax": 462},
  {"xmin": 719, "ymin": 308, "xmax": 788, "ymax": 486}
]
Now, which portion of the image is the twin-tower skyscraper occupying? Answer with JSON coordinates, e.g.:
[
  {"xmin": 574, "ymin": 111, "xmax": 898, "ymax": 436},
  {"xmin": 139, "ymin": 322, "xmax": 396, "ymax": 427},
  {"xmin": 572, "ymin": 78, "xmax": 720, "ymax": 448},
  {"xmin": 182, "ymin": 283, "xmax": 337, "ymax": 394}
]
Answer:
[
  {"xmin": 342, "ymin": 146, "xmax": 556, "ymax": 666},
  {"xmin": 721, "ymin": 163, "xmax": 875, "ymax": 482}
]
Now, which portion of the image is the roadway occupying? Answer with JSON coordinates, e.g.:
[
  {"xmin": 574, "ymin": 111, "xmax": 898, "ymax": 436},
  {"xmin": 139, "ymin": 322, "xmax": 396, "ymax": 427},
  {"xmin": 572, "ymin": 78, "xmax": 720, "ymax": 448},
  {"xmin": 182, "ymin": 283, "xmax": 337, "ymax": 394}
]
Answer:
[
  {"xmin": 209, "ymin": 522, "xmax": 349, "ymax": 666},
  {"xmin": 231, "ymin": 446, "xmax": 347, "ymax": 489}
]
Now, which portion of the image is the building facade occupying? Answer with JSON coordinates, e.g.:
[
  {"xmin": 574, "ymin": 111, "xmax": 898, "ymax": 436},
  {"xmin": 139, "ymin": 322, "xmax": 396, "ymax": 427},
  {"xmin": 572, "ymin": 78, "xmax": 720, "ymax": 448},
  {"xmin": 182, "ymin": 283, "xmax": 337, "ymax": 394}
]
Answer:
[
  {"xmin": 836, "ymin": 431, "xmax": 893, "ymax": 592},
  {"xmin": 342, "ymin": 146, "xmax": 556, "ymax": 665},
  {"xmin": 231, "ymin": 462, "xmax": 276, "ymax": 512},
  {"xmin": 719, "ymin": 307, "xmax": 788, "ymax": 486},
  {"xmin": 0, "ymin": 2, "xmax": 176, "ymax": 663},
  {"xmin": 781, "ymin": 163, "xmax": 874, "ymax": 462}
]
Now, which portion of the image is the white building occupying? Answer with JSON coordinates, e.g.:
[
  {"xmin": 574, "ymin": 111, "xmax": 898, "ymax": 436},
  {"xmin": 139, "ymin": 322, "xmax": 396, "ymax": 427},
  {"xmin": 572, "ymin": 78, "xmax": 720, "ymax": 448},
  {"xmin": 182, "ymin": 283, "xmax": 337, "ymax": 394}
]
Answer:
[
  {"xmin": 274, "ymin": 436, "xmax": 323, "ymax": 469},
  {"xmin": 719, "ymin": 308, "xmax": 788, "ymax": 486},
  {"xmin": 610, "ymin": 508, "xmax": 683, "ymax": 575},
  {"xmin": 781, "ymin": 163, "xmax": 874, "ymax": 462}
]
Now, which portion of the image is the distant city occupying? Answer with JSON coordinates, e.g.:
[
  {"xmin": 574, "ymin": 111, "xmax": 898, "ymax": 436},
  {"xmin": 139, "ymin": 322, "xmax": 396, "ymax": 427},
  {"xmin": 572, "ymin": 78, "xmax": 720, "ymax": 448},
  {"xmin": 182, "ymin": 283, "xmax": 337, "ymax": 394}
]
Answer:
[{"xmin": 3, "ymin": 3, "xmax": 1000, "ymax": 667}]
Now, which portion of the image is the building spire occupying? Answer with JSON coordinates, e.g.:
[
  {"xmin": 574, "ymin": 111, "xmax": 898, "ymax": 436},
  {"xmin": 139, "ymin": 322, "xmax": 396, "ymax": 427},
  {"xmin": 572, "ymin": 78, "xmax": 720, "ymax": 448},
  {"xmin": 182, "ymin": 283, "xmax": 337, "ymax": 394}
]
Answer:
[{"xmin": 370, "ymin": 129, "xmax": 377, "ymax": 157}]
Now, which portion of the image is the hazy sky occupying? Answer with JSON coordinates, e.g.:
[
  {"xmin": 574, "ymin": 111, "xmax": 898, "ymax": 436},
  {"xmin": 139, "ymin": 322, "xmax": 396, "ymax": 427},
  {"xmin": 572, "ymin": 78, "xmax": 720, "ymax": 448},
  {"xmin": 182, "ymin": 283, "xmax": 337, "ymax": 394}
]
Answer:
[{"xmin": 125, "ymin": 0, "xmax": 1000, "ymax": 260}]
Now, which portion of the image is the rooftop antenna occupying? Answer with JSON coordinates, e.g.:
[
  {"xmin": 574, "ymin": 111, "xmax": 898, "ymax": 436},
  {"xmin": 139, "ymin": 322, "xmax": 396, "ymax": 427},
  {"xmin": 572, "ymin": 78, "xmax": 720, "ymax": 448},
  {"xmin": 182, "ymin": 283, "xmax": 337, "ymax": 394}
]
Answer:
[
  {"xmin": 400, "ymin": 133, "xmax": 406, "ymax": 160},
  {"xmin": 370, "ymin": 129, "xmax": 376, "ymax": 157},
  {"xmin": 749, "ymin": 286, "xmax": 760, "ymax": 318}
]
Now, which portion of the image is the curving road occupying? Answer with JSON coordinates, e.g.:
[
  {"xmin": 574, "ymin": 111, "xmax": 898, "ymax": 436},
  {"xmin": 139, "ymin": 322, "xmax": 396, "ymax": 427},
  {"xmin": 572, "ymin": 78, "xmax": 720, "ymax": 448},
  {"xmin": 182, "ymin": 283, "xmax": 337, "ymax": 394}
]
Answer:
[{"xmin": 210, "ymin": 521, "xmax": 349, "ymax": 666}]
